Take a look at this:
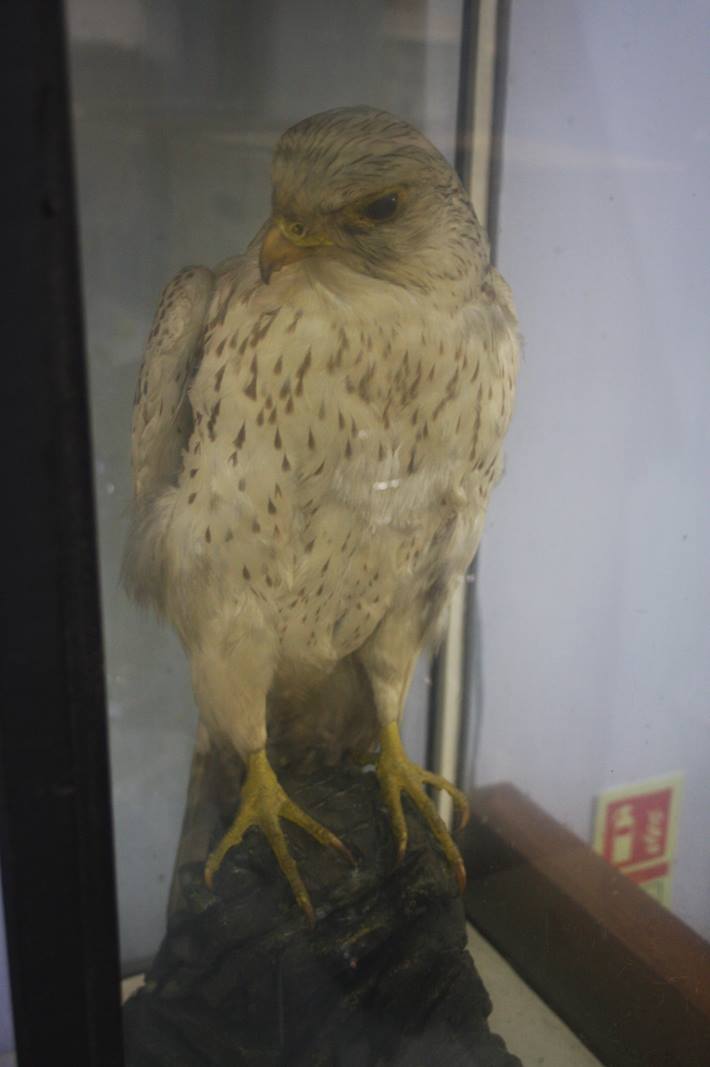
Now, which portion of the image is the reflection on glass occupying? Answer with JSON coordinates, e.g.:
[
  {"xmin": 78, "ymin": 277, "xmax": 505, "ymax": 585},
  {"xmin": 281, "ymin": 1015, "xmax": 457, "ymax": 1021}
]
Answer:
[{"xmin": 67, "ymin": 0, "xmax": 464, "ymax": 973}]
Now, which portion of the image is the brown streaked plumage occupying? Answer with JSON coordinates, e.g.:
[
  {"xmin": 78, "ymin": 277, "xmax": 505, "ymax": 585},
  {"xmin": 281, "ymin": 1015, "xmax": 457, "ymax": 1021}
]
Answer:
[{"xmin": 124, "ymin": 107, "xmax": 519, "ymax": 921}]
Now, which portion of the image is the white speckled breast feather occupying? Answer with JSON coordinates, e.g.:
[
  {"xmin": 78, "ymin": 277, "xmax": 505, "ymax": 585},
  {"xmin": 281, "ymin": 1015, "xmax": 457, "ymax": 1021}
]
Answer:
[{"xmin": 144, "ymin": 250, "xmax": 517, "ymax": 687}]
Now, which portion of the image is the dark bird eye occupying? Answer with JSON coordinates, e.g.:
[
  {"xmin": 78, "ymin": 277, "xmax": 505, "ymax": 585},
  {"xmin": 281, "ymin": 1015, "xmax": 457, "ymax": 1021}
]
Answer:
[{"xmin": 362, "ymin": 192, "xmax": 399, "ymax": 221}]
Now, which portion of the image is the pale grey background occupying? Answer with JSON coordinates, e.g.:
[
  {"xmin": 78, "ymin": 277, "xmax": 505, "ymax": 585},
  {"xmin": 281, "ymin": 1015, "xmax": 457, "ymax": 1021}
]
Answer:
[{"xmin": 470, "ymin": 0, "xmax": 710, "ymax": 938}]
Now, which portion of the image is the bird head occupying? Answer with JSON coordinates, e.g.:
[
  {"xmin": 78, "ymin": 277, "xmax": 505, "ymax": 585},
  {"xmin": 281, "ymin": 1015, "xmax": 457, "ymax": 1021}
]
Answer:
[{"xmin": 259, "ymin": 107, "xmax": 486, "ymax": 292}]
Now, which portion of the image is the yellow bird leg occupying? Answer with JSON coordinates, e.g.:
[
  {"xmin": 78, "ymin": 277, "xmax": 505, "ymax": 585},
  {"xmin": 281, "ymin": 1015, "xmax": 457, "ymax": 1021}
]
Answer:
[
  {"xmin": 376, "ymin": 721, "xmax": 469, "ymax": 892},
  {"xmin": 204, "ymin": 748, "xmax": 353, "ymax": 924}
]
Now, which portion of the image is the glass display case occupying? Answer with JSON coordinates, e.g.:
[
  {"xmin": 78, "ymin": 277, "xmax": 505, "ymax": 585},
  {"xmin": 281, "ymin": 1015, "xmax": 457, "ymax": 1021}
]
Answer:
[{"xmin": 1, "ymin": 2, "xmax": 708, "ymax": 1065}]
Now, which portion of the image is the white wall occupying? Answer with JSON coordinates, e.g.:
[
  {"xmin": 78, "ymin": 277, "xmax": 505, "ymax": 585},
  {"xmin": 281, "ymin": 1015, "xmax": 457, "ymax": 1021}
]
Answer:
[{"xmin": 472, "ymin": 0, "xmax": 709, "ymax": 937}]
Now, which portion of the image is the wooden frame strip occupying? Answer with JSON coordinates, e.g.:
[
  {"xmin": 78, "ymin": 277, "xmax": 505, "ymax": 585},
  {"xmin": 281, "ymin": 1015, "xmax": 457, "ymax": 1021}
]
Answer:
[{"xmin": 462, "ymin": 783, "xmax": 710, "ymax": 1066}]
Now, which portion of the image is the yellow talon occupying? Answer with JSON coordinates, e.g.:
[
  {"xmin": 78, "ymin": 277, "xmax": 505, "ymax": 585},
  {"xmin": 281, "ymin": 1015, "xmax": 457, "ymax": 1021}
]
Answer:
[
  {"xmin": 204, "ymin": 748, "xmax": 353, "ymax": 922},
  {"xmin": 376, "ymin": 722, "xmax": 469, "ymax": 891}
]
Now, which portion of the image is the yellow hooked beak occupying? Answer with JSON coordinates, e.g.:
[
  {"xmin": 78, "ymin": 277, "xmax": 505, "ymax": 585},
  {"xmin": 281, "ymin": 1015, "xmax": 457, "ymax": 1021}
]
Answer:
[{"xmin": 259, "ymin": 218, "xmax": 331, "ymax": 284}]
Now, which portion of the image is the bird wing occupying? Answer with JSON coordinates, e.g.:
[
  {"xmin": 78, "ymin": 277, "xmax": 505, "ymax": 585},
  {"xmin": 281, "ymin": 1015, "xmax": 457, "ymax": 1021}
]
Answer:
[{"xmin": 130, "ymin": 266, "xmax": 215, "ymax": 501}]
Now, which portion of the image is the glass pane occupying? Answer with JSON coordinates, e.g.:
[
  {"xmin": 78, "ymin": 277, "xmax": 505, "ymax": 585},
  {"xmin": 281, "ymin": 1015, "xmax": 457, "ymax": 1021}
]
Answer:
[
  {"xmin": 67, "ymin": 0, "xmax": 463, "ymax": 981},
  {"xmin": 65, "ymin": 0, "xmax": 708, "ymax": 1063}
]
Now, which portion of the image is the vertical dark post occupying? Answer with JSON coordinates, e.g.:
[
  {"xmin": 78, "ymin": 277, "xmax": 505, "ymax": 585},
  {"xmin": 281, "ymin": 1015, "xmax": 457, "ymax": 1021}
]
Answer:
[
  {"xmin": 454, "ymin": 0, "xmax": 479, "ymax": 192},
  {"xmin": 461, "ymin": 0, "xmax": 512, "ymax": 790},
  {"xmin": 461, "ymin": 0, "xmax": 512, "ymax": 791},
  {"xmin": 452, "ymin": 0, "xmax": 481, "ymax": 791},
  {"xmin": 426, "ymin": 0, "xmax": 481, "ymax": 778},
  {"xmin": 0, "ymin": 3, "xmax": 124, "ymax": 1064},
  {"xmin": 486, "ymin": 0, "xmax": 512, "ymax": 266},
  {"xmin": 428, "ymin": 0, "xmax": 513, "ymax": 788}
]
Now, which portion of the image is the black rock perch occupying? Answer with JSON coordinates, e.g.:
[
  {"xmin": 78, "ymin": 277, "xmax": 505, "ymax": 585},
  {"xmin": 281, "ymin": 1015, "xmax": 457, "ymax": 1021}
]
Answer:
[{"xmin": 123, "ymin": 762, "xmax": 522, "ymax": 1066}]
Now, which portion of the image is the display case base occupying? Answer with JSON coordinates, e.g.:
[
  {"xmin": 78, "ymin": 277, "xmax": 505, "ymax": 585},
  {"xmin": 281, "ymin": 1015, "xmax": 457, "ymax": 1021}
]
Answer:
[{"xmin": 123, "ymin": 763, "xmax": 520, "ymax": 1066}]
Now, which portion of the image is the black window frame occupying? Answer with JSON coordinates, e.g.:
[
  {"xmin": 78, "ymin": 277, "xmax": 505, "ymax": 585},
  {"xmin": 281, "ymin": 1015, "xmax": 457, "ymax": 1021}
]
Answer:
[{"xmin": 0, "ymin": 3, "xmax": 123, "ymax": 1063}]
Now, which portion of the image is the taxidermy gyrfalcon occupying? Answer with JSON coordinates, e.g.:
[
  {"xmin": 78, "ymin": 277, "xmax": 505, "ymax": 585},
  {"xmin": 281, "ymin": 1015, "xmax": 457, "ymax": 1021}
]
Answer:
[{"xmin": 124, "ymin": 106, "xmax": 519, "ymax": 921}]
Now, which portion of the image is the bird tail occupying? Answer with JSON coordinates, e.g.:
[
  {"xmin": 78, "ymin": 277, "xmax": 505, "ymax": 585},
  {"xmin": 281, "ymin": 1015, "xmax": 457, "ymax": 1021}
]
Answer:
[{"xmin": 268, "ymin": 654, "xmax": 380, "ymax": 771}]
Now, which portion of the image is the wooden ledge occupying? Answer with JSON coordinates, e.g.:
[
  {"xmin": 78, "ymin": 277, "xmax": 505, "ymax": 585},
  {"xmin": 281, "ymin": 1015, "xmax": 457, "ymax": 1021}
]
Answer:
[{"xmin": 461, "ymin": 783, "xmax": 710, "ymax": 1067}]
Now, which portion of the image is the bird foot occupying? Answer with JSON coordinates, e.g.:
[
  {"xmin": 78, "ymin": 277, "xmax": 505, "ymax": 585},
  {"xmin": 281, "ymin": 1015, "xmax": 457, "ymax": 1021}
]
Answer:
[
  {"xmin": 204, "ymin": 748, "xmax": 353, "ymax": 923},
  {"xmin": 376, "ymin": 722, "xmax": 469, "ymax": 891}
]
